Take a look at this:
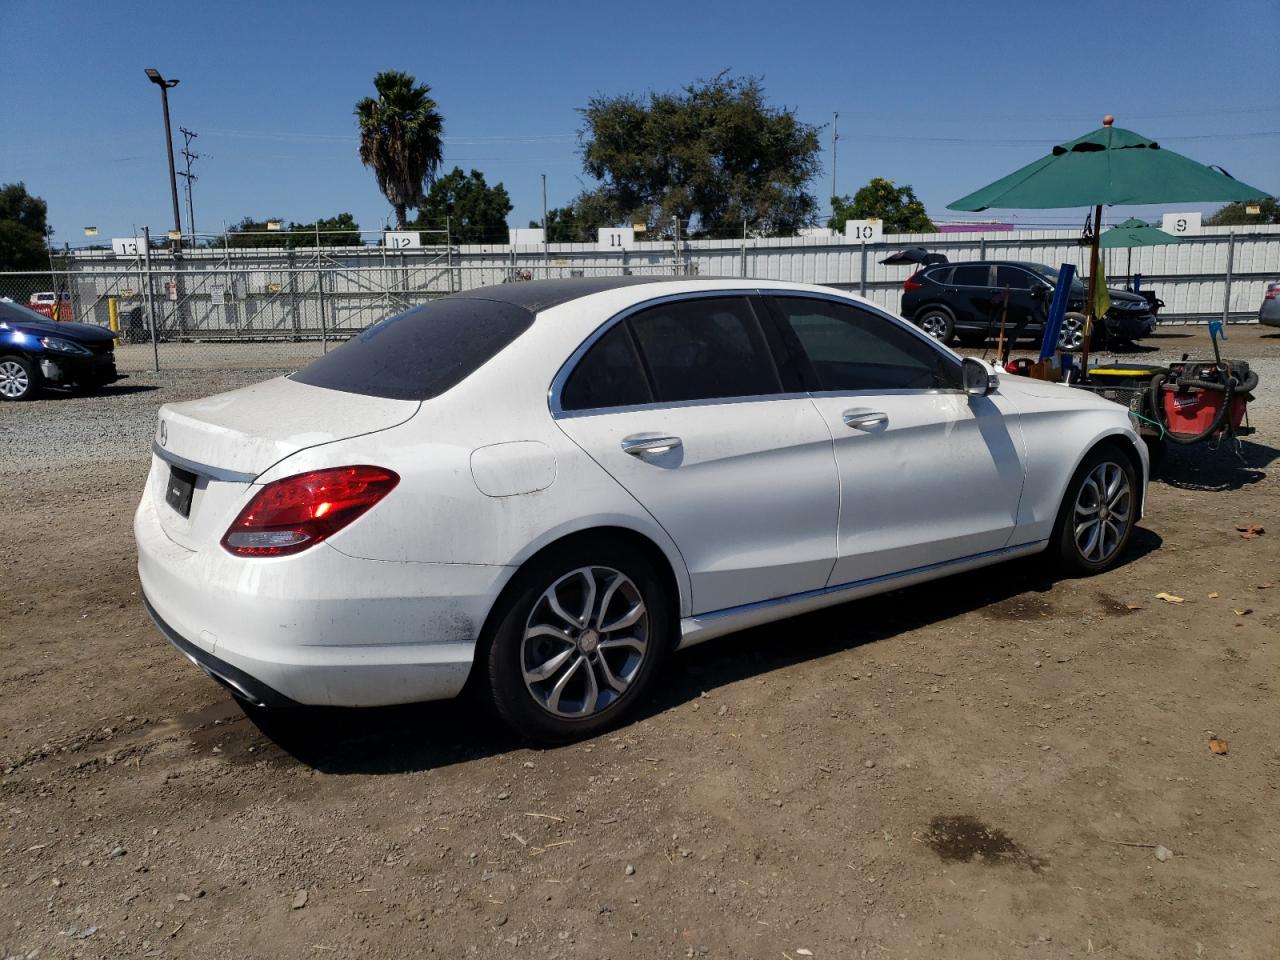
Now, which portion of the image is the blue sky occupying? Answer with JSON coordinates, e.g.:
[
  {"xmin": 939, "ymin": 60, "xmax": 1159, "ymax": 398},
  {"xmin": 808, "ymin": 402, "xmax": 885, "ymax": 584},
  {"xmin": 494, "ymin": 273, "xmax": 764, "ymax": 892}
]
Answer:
[{"xmin": 2, "ymin": 0, "xmax": 1276, "ymax": 245}]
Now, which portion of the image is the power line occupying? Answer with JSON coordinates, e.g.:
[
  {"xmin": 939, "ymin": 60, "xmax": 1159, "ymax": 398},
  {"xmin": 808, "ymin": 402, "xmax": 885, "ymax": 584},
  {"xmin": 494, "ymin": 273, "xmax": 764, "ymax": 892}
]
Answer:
[{"xmin": 177, "ymin": 127, "xmax": 202, "ymax": 237}]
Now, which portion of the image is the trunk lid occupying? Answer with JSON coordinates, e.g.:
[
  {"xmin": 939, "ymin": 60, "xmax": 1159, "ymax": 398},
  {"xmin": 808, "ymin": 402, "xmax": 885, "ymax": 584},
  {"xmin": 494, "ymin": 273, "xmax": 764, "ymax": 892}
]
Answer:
[{"xmin": 150, "ymin": 376, "xmax": 418, "ymax": 551}]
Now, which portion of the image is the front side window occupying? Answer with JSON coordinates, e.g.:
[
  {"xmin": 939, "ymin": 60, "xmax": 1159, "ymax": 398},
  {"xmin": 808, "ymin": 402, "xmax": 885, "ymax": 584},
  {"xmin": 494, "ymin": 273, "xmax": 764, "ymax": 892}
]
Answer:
[
  {"xmin": 627, "ymin": 297, "xmax": 782, "ymax": 403},
  {"xmin": 994, "ymin": 265, "xmax": 1036, "ymax": 289},
  {"xmin": 772, "ymin": 297, "xmax": 960, "ymax": 392},
  {"xmin": 951, "ymin": 264, "xmax": 992, "ymax": 287}
]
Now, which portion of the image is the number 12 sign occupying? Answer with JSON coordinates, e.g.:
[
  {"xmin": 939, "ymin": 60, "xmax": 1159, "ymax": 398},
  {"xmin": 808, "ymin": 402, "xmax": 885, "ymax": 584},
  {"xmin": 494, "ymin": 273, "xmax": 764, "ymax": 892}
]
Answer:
[{"xmin": 384, "ymin": 231, "xmax": 421, "ymax": 249}]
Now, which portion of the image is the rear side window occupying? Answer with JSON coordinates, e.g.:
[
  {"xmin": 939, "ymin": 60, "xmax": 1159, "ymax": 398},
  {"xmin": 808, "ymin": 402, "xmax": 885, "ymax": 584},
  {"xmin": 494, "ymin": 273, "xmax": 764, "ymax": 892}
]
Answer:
[
  {"xmin": 560, "ymin": 323, "xmax": 653, "ymax": 411},
  {"xmin": 951, "ymin": 265, "xmax": 992, "ymax": 286},
  {"xmin": 923, "ymin": 266, "xmax": 952, "ymax": 284},
  {"xmin": 628, "ymin": 297, "xmax": 782, "ymax": 403},
  {"xmin": 772, "ymin": 297, "xmax": 960, "ymax": 392},
  {"xmin": 291, "ymin": 297, "xmax": 533, "ymax": 400}
]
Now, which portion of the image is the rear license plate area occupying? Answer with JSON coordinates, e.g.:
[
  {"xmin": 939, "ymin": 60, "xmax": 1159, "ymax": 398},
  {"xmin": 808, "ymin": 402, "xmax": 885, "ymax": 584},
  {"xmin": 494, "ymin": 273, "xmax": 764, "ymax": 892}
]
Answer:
[{"xmin": 165, "ymin": 465, "xmax": 197, "ymax": 518}]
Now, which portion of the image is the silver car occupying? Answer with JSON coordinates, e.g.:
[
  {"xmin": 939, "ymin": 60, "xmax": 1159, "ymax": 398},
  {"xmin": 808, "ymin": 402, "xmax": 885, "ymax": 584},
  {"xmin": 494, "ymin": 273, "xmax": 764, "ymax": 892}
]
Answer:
[{"xmin": 1261, "ymin": 281, "xmax": 1280, "ymax": 327}]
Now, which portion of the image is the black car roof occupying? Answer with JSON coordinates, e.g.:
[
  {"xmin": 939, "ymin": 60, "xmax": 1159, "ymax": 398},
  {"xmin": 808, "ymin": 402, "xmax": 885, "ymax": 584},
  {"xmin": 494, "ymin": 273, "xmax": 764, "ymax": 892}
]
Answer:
[{"xmin": 441, "ymin": 275, "xmax": 679, "ymax": 313}]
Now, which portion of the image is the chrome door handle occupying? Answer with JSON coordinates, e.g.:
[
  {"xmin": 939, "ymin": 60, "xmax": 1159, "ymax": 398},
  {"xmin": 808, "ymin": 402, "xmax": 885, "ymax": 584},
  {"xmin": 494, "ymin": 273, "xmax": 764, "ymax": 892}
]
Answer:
[
  {"xmin": 842, "ymin": 408, "xmax": 888, "ymax": 429},
  {"xmin": 621, "ymin": 435, "xmax": 682, "ymax": 456}
]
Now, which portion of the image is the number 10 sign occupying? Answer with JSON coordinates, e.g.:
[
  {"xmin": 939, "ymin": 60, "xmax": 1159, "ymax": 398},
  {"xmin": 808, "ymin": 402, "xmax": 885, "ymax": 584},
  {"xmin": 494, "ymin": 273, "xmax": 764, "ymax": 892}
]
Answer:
[{"xmin": 843, "ymin": 219, "xmax": 883, "ymax": 243}]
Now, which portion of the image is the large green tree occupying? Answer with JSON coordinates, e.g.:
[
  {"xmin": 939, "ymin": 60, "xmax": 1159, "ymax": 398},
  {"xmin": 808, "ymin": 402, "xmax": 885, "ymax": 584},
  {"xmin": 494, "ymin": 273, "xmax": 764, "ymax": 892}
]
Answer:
[
  {"xmin": 356, "ymin": 71, "xmax": 444, "ymax": 228},
  {"xmin": 828, "ymin": 178, "xmax": 935, "ymax": 234},
  {"xmin": 0, "ymin": 182, "xmax": 51, "ymax": 270},
  {"xmin": 1206, "ymin": 197, "xmax": 1279, "ymax": 226},
  {"xmin": 577, "ymin": 73, "xmax": 822, "ymax": 238},
  {"xmin": 216, "ymin": 213, "xmax": 361, "ymax": 249},
  {"xmin": 411, "ymin": 167, "xmax": 511, "ymax": 243}
]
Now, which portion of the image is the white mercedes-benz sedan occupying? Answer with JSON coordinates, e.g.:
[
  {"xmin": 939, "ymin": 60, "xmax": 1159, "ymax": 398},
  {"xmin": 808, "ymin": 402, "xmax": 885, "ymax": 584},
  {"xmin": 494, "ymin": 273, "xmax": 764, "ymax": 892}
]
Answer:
[{"xmin": 136, "ymin": 277, "xmax": 1147, "ymax": 741}]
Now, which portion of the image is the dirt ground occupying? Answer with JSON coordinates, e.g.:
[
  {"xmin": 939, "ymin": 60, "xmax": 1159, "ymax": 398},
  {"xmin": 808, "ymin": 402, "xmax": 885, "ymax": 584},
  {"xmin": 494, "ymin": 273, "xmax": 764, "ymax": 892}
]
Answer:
[{"xmin": 2, "ymin": 327, "xmax": 1278, "ymax": 959}]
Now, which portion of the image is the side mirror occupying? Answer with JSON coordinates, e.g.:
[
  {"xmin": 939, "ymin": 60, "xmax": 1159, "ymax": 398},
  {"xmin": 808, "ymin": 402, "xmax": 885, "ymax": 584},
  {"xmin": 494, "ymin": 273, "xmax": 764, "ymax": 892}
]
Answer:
[{"xmin": 962, "ymin": 356, "xmax": 996, "ymax": 397}]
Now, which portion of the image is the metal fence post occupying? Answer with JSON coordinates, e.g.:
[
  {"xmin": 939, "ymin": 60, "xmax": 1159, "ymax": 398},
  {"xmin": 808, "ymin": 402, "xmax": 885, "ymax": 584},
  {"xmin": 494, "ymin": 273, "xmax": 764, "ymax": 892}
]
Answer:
[
  {"xmin": 979, "ymin": 237, "xmax": 987, "ymax": 261},
  {"xmin": 741, "ymin": 219, "xmax": 748, "ymax": 278},
  {"xmin": 317, "ymin": 265, "xmax": 329, "ymax": 353},
  {"xmin": 859, "ymin": 242, "xmax": 868, "ymax": 296},
  {"xmin": 142, "ymin": 226, "xmax": 160, "ymax": 372},
  {"xmin": 1222, "ymin": 231, "xmax": 1235, "ymax": 325}
]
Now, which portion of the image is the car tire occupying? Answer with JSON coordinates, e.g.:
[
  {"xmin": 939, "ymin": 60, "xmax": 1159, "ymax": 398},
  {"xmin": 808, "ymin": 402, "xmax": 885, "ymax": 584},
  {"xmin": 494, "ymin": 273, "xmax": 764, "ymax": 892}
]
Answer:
[
  {"xmin": 0, "ymin": 355, "xmax": 40, "ymax": 401},
  {"xmin": 483, "ymin": 537, "xmax": 673, "ymax": 743},
  {"xmin": 1050, "ymin": 444, "xmax": 1137, "ymax": 575},
  {"xmin": 916, "ymin": 306, "xmax": 956, "ymax": 344}
]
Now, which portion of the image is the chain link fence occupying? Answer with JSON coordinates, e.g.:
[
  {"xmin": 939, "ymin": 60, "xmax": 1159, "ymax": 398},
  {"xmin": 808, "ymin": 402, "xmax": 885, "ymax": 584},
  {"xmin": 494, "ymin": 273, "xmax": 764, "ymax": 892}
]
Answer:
[
  {"xmin": 4, "ymin": 226, "xmax": 1277, "ymax": 375},
  {"xmin": 0, "ymin": 257, "xmax": 685, "ymax": 374}
]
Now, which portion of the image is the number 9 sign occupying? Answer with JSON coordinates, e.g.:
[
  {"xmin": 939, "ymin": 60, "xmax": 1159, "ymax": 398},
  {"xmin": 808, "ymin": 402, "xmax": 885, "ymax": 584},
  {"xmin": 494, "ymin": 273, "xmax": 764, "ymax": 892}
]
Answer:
[{"xmin": 1161, "ymin": 212, "xmax": 1201, "ymax": 236}]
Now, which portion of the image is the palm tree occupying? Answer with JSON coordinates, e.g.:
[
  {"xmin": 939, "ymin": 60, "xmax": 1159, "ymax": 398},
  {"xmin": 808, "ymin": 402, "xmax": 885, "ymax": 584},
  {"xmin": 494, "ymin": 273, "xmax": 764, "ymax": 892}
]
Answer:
[{"xmin": 355, "ymin": 71, "xmax": 444, "ymax": 228}]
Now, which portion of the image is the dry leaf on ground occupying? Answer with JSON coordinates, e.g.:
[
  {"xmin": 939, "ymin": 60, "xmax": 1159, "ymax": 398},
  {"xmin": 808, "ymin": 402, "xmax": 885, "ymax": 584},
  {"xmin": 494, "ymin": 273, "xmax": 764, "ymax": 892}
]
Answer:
[
  {"xmin": 1236, "ymin": 524, "xmax": 1265, "ymax": 540},
  {"xmin": 1208, "ymin": 736, "xmax": 1229, "ymax": 755},
  {"xmin": 1155, "ymin": 592, "xmax": 1185, "ymax": 604}
]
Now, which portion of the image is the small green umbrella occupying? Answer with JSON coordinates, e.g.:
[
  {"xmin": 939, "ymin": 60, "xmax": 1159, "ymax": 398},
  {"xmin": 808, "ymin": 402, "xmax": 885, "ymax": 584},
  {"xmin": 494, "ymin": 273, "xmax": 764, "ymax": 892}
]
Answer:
[
  {"xmin": 1099, "ymin": 217, "xmax": 1181, "ymax": 249},
  {"xmin": 1101, "ymin": 217, "xmax": 1183, "ymax": 285},
  {"xmin": 948, "ymin": 116, "xmax": 1269, "ymax": 368}
]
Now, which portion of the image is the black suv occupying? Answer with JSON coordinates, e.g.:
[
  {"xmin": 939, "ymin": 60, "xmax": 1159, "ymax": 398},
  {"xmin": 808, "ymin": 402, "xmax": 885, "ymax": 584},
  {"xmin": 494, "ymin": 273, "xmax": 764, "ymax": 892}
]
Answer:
[{"xmin": 900, "ymin": 260, "xmax": 1156, "ymax": 349}]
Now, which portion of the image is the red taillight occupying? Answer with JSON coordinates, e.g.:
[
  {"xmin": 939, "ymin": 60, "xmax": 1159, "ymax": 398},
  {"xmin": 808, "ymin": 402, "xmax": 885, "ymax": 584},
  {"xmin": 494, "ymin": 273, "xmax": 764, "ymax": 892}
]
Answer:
[
  {"xmin": 903, "ymin": 273, "xmax": 924, "ymax": 292},
  {"xmin": 1266, "ymin": 283, "xmax": 1279, "ymax": 300},
  {"xmin": 221, "ymin": 465, "xmax": 399, "ymax": 557}
]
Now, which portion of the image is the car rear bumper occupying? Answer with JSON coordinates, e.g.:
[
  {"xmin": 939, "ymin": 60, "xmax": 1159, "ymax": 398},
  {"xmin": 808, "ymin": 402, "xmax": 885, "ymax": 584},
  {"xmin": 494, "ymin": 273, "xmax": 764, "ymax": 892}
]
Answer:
[{"xmin": 135, "ymin": 492, "xmax": 512, "ymax": 707}]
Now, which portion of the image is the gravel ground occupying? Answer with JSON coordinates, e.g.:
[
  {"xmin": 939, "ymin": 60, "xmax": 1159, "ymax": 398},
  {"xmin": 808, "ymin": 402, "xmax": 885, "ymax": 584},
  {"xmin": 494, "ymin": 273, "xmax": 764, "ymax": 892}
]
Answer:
[{"xmin": 1, "ymin": 326, "xmax": 1277, "ymax": 960}]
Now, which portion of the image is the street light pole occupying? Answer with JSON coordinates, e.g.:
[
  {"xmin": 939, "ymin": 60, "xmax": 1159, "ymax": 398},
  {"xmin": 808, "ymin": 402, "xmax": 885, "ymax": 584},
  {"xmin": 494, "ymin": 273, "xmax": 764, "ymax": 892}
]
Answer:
[{"xmin": 145, "ymin": 68, "xmax": 183, "ymax": 250}]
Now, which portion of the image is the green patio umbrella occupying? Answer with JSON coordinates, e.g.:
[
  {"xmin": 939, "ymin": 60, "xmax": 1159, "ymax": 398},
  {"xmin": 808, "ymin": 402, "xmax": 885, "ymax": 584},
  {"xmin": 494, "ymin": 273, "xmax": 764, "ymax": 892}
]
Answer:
[
  {"xmin": 1101, "ymin": 217, "xmax": 1182, "ymax": 289},
  {"xmin": 948, "ymin": 116, "xmax": 1269, "ymax": 368},
  {"xmin": 948, "ymin": 120, "xmax": 1268, "ymax": 211},
  {"xmin": 1099, "ymin": 217, "xmax": 1181, "ymax": 249}
]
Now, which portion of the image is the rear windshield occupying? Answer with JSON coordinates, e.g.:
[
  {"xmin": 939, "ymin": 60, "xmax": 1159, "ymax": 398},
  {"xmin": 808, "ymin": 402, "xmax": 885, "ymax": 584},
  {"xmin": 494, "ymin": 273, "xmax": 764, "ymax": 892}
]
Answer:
[{"xmin": 291, "ymin": 297, "xmax": 534, "ymax": 400}]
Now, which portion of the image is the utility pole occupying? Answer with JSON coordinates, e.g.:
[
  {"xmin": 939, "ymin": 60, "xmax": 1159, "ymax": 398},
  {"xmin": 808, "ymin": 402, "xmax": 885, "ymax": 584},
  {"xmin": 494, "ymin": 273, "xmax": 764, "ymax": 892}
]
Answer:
[
  {"xmin": 541, "ymin": 173, "xmax": 549, "ymax": 277},
  {"xmin": 831, "ymin": 111, "xmax": 839, "ymax": 211},
  {"xmin": 177, "ymin": 127, "xmax": 201, "ymax": 240}
]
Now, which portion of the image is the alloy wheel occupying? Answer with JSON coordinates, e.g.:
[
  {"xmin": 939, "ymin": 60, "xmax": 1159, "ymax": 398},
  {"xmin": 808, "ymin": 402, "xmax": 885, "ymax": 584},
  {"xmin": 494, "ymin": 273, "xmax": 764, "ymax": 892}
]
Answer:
[
  {"xmin": 1057, "ymin": 314, "xmax": 1086, "ymax": 351},
  {"xmin": 521, "ymin": 566, "xmax": 649, "ymax": 719},
  {"xmin": 0, "ymin": 360, "xmax": 30, "ymax": 399},
  {"xmin": 1073, "ymin": 461, "xmax": 1131, "ymax": 564},
  {"xmin": 919, "ymin": 312, "xmax": 949, "ymax": 341}
]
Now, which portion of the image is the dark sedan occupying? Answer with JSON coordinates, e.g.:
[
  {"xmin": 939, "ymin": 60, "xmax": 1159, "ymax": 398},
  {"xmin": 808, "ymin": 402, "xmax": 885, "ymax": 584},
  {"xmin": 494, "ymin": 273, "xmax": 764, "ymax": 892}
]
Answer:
[
  {"xmin": 0, "ymin": 299, "xmax": 120, "ymax": 400},
  {"xmin": 900, "ymin": 260, "xmax": 1157, "ymax": 349}
]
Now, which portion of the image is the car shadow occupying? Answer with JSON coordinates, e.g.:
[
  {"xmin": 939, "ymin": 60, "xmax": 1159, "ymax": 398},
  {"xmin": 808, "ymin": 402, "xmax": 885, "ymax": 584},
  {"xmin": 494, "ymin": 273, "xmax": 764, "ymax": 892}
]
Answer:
[
  {"xmin": 36, "ymin": 383, "xmax": 159, "ymax": 401},
  {"xmin": 1157, "ymin": 438, "xmax": 1278, "ymax": 492},
  {"xmin": 1106, "ymin": 341, "xmax": 1160, "ymax": 355},
  {"xmin": 245, "ymin": 529, "xmax": 1162, "ymax": 774}
]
